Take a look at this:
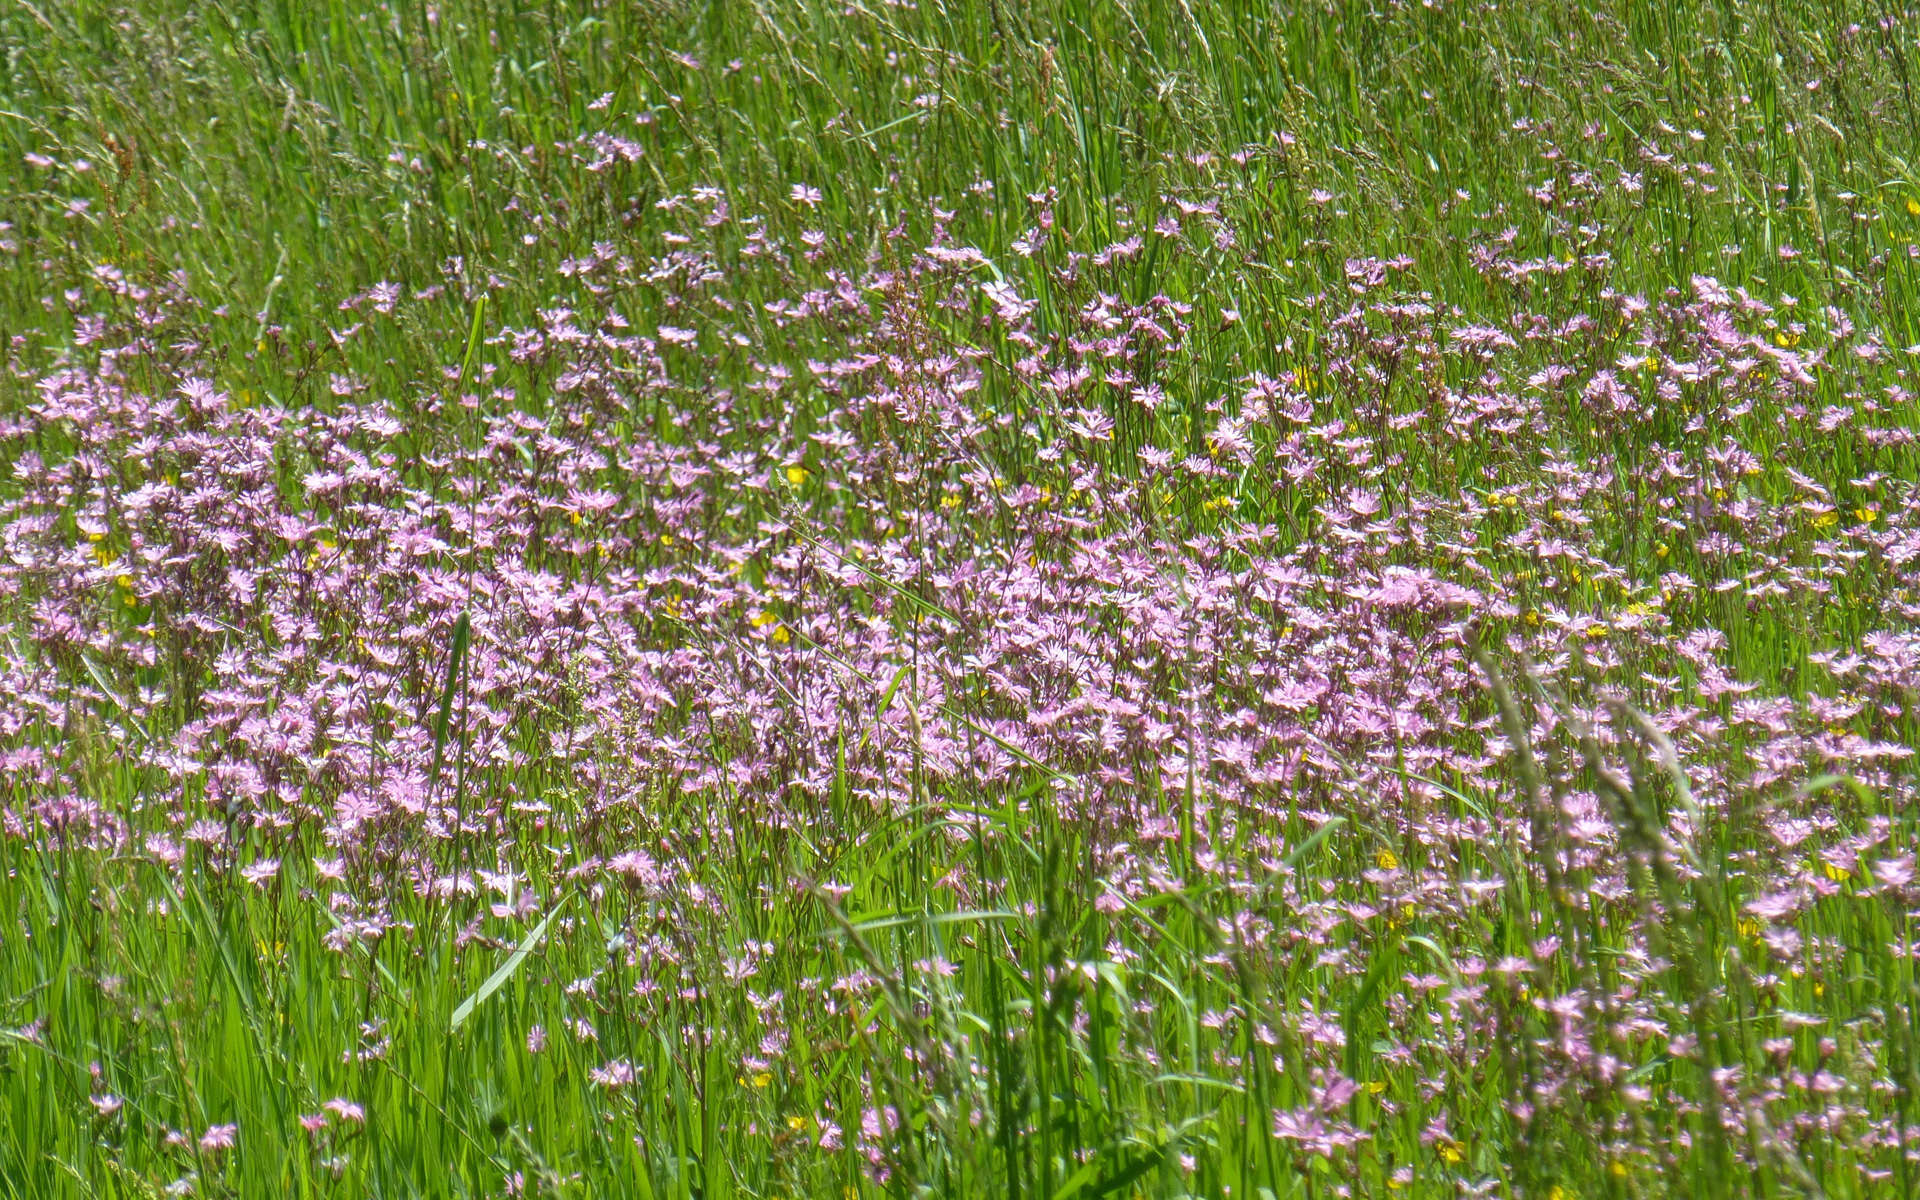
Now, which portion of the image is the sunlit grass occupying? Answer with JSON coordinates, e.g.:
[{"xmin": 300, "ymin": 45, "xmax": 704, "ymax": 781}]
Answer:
[{"xmin": 3, "ymin": 2, "xmax": 1919, "ymax": 1198}]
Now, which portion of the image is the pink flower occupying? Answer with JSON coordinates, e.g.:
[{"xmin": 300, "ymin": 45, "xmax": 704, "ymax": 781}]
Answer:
[{"xmin": 198, "ymin": 1123, "xmax": 238, "ymax": 1153}]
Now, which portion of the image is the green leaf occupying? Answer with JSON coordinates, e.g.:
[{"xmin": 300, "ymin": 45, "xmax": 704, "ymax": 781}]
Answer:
[
  {"xmin": 431, "ymin": 610, "xmax": 472, "ymax": 790},
  {"xmin": 451, "ymin": 892, "xmax": 569, "ymax": 1033}
]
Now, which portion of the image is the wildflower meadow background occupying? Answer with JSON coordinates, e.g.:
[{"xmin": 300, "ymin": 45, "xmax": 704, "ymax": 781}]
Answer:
[{"xmin": 4, "ymin": 1, "xmax": 1920, "ymax": 1197}]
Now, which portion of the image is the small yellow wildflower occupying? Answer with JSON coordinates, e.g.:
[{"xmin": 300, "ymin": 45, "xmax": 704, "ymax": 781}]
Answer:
[
  {"xmin": 785, "ymin": 465, "xmax": 810, "ymax": 486},
  {"xmin": 1374, "ymin": 848, "xmax": 1400, "ymax": 871},
  {"xmin": 786, "ymin": 1115, "xmax": 808, "ymax": 1132},
  {"xmin": 1810, "ymin": 510, "xmax": 1838, "ymax": 529},
  {"xmin": 1654, "ymin": 542, "xmax": 1669, "ymax": 558},
  {"xmin": 1908, "ymin": 198, "xmax": 1919, "ymax": 217},
  {"xmin": 1437, "ymin": 1139, "xmax": 1465, "ymax": 1165},
  {"xmin": 1366, "ymin": 1079, "xmax": 1388, "ymax": 1095},
  {"xmin": 751, "ymin": 1072, "xmax": 773, "ymax": 1089}
]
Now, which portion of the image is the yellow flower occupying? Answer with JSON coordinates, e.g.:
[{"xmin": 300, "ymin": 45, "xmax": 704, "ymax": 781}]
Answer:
[
  {"xmin": 786, "ymin": 1115, "xmax": 808, "ymax": 1132},
  {"xmin": 1821, "ymin": 860, "xmax": 1850, "ymax": 883},
  {"xmin": 1907, "ymin": 198, "xmax": 1919, "ymax": 217},
  {"xmin": 1810, "ymin": 510, "xmax": 1838, "ymax": 529},
  {"xmin": 1549, "ymin": 1186, "xmax": 1578, "ymax": 1200},
  {"xmin": 1374, "ymin": 848, "xmax": 1400, "ymax": 871},
  {"xmin": 785, "ymin": 464, "xmax": 810, "ymax": 486},
  {"xmin": 1774, "ymin": 330, "xmax": 1801, "ymax": 348},
  {"xmin": 1654, "ymin": 542, "xmax": 1669, "ymax": 558},
  {"xmin": 751, "ymin": 1072, "xmax": 773, "ymax": 1089},
  {"xmin": 1609, "ymin": 1161, "xmax": 1629, "ymax": 1179},
  {"xmin": 1366, "ymin": 1079, "xmax": 1388, "ymax": 1095},
  {"xmin": 1437, "ymin": 1139, "xmax": 1465, "ymax": 1165}
]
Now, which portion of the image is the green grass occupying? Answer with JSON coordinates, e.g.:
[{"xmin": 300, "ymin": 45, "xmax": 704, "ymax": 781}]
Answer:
[{"xmin": 3, "ymin": 1, "xmax": 1920, "ymax": 1197}]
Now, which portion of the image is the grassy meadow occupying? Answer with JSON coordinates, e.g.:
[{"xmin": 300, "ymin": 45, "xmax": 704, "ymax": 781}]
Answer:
[{"xmin": 4, "ymin": 1, "xmax": 1920, "ymax": 1197}]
